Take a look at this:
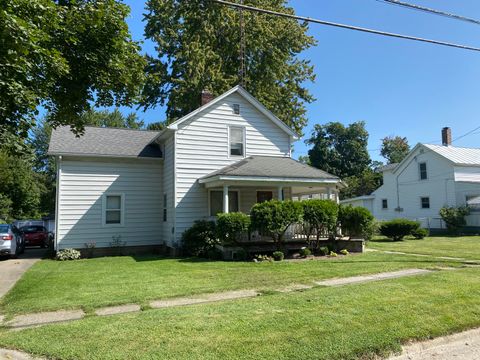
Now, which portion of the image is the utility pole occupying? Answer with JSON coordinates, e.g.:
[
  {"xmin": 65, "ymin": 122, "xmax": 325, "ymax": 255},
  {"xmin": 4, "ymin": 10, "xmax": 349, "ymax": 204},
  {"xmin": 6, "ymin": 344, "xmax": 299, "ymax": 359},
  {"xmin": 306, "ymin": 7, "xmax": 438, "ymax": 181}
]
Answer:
[{"xmin": 238, "ymin": 0, "xmax": 246, "ymax": 88}]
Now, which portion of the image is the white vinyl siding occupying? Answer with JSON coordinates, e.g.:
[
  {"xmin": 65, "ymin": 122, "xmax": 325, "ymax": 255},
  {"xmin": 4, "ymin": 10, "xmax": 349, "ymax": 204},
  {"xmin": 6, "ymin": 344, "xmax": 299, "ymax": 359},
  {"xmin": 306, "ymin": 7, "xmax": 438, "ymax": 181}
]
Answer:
[
  {"xmin": 174, "ymin": 92, "xmax": 291, "ymax": 241},
  {"xmin": 162, "ymin": 135, "xmax": 176, "ymax": 246},
  {"xmin": 56, "ymin": 157, "xmax": 163, "ymax": 249}
]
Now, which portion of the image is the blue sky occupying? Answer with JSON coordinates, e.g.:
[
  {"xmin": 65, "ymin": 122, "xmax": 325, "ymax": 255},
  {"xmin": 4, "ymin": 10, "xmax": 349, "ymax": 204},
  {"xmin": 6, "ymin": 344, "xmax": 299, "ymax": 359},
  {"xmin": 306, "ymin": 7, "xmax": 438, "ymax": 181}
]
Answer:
[{"xmin": 122, "ymin": 0, "xmax": 480, "ymax": 162}]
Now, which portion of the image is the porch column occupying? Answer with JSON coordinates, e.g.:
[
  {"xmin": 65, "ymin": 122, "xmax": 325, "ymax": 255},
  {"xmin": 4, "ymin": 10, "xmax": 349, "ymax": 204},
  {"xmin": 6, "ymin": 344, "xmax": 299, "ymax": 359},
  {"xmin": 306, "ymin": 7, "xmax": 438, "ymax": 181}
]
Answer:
[
  {"xmin": 277, "ymin": 186, "xmax": 283, "ymax": 200},
  {"xmin": 223, "ymin": 184, "xmax": 229, "ymax": 213},
  {"xmin": 334, "ymin": 189, "xmax": 340, "ymax": 204},
  {"xmin": 326, "ymin": 186, "xmax": 331, "ymax": 201}
]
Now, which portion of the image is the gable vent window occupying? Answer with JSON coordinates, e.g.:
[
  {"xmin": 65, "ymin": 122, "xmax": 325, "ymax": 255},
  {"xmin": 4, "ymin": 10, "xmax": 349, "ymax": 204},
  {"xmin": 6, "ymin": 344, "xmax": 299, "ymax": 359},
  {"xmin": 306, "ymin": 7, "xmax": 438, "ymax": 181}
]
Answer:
[
  {"xmin": 421, "ymin": 197, "xmax": 430, "ymax": 209},
  {"xmin": 233, "ymin": 103, "xmax": 240, "ymax": 115},
  {"xmin": 419, "ymin": 162, "xmax": 427, "ymax": 180},
  {"xmin": 229, "ymin": 126, "xmax": 245, "ymax": 157}
]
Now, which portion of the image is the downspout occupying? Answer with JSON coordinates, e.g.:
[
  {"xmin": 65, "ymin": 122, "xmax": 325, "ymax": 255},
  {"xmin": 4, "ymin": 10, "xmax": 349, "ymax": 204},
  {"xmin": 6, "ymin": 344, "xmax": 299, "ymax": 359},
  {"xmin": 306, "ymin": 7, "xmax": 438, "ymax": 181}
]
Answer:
[{"xmin": 54, "ymin": 155, "xmax": 62, "ymax": 251}]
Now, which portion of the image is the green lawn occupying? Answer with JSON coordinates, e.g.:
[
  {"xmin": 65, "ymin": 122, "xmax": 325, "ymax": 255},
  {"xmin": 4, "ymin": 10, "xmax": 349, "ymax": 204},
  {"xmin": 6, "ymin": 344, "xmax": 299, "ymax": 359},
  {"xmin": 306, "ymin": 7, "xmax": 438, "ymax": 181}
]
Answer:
[
  {"xmin": 0, "ymin": 252, "xmax": 460, "ymax": 316},
  {"xmin": 1, "ymin": 268, "xmax": 479, "ymax": 360},
  {"xmin": 369, "ymin": 235, "xmax": 480, "ymax": 260}
]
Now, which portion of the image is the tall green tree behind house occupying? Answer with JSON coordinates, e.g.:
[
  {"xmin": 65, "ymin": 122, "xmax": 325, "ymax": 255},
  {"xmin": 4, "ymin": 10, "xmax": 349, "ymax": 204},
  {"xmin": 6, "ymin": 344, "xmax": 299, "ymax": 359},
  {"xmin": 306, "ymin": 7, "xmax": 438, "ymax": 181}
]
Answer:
[
  {"xmin": 380, "ymin": 136, "xmax": 410, "ymax": 164},
  {"xmin": 143, "ymin": 0, "xmax": 316, "ymax": 135},
  {"xmin": 1, "ymin": 0, "xmax": 146, "ymax": 146},
  {"xmin": 306, "ymin": 121, "xmax": 371, "ymax": 179}
]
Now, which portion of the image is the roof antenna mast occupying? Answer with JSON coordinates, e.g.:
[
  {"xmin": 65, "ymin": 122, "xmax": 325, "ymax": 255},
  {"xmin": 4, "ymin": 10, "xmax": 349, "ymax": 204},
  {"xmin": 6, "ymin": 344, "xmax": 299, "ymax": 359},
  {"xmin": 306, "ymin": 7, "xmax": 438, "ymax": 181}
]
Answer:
[{"xmin": 238, "ymin": 0, "xmax": 246, "ymax": 88}]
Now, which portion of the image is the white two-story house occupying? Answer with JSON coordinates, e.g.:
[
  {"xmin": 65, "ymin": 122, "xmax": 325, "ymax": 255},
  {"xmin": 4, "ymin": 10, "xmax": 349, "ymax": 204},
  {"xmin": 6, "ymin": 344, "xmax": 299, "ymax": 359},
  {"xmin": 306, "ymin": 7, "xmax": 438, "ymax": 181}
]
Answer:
[
  {"xmin": 49, "ymin": 86, "xmax": 344, "ymax": 252},
  {"xmin": 341, "ymin": 128, "xmax": 480, "ymax": 229}
]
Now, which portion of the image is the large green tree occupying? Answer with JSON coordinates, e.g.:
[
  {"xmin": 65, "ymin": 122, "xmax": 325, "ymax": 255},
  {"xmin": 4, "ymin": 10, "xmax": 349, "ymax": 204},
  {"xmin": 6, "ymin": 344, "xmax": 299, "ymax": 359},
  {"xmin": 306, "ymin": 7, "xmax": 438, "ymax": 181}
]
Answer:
[
  {"xmin": 1, "ymin": 0, "xmax": 146, "ymax": 145},
  {"xmin": 143, "ymin": 0, "xmax": 316, "ymax": 134},
  {"xmin": 306, "ymin": 121, "xmax": 371, "ymax": 179},
  {"xmin": 380, "ymin": 136, "xmax": 410, "ymax": 164}
]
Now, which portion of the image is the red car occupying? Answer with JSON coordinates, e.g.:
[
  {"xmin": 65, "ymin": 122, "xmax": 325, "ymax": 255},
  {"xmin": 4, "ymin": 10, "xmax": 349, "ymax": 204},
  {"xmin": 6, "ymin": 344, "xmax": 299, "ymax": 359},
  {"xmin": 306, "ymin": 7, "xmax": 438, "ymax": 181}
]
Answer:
[{"xmin": 20, "ymin": 226, "xmax": 49, "ymax": 248}]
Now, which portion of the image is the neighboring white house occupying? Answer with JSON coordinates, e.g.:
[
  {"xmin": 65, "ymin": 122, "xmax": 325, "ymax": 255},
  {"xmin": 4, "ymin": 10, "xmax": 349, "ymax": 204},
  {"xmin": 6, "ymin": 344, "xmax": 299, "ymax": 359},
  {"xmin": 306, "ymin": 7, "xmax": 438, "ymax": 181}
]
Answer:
[
  {"xmin": 341, "ymin": 128, "xmax": 480, "ymax": 229},
  {"xmin": 48, "ymin": 86, "xmax": 344, "ymax": 251}
]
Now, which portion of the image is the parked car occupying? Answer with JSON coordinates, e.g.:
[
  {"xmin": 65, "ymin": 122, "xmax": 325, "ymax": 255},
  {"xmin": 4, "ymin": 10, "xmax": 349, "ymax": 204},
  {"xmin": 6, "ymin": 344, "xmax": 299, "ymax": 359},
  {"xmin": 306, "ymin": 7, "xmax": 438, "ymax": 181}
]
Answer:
[
  {"xmin": 0, "ymin": 224, "xmax": 25, "ymax": 258},
  {"xmin": 20, "ymin": 225, "xmax": 49, "ymax": 248}
]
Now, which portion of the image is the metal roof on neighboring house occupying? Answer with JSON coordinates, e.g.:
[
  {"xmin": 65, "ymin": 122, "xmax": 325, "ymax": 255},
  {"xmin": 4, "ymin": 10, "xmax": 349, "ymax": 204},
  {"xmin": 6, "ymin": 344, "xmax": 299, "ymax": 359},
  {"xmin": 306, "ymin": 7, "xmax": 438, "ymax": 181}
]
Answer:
[
  {"xmin": 376, "ymin": 163, "xmax": 399, "ymax": 172},
  {"xmin": 200, "ymin": 156, "xmax": 340, "ymax": 181},
  {"xmin": 48, "ymin": 126, "xmax": 162, "ymax": 158},
  {"xmin": 423, "ymin": 144, "xmax": 480, "ymax": 166}
]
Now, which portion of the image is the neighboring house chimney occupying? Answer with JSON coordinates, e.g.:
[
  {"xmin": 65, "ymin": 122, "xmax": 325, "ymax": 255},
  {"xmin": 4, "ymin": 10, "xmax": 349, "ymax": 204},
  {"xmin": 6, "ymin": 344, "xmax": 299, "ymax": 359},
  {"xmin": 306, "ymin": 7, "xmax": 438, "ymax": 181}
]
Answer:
[
  {"xmin": 442, "ymin": 127, "xmax": 452, "ymax": 146},
  {"xmin": 201, "ymin": 90, "xmax": 214, "ymax": 106}
]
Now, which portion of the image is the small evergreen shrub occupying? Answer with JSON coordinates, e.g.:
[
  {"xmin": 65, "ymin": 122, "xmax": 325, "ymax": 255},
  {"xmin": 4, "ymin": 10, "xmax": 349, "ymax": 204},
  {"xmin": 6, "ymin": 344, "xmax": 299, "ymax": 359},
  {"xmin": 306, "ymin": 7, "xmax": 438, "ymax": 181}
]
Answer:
[
  {"xmin": 216, "ymin": 212, "xmax": 250, "ymax": 245},
  {"xmin": 439, "ymin": 206, "xmax": 470, "ymax": 233},
  {"xmin": 182, "ymin": 220, "xmax": 218, "ymax": 257},
  {"xmin": 318, "ymin": 246, "xmax": 329, "ymax": 256},
  {"xmin": 339, "ymin": 249, "xmax": 349, "ymax": 255},
  {"xmin": 272, "ymin": 251, "xmax": 284, "ymax": 261},
  {"xmin": 250, "ymin": 200, "xmax": 303, "ymax": 246},
  {"xmin": 55, "ymin": 248, "xmax": 81, "ymax": 261},
  {"xmin": 379, "ymin": 219, "xmax": 421, "ymax": 241},
  {"xmin": 299, "ymin": 247, "xmax": 311, "ymax": 257},
  {"xmin": 338, "ymin": 205, "xmax": 375, "ymax": 240},
  {"xmin": 411, "ymin": 227, "xmax": 428, "ymax": 239}
]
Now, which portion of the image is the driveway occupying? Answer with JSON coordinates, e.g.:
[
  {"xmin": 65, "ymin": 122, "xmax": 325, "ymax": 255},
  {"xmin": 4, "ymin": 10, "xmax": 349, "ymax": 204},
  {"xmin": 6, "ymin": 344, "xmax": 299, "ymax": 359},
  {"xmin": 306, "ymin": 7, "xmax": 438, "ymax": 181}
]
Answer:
[{"xmin": 0, "ymin": 248, "xmax": 45, "ymax": 299}]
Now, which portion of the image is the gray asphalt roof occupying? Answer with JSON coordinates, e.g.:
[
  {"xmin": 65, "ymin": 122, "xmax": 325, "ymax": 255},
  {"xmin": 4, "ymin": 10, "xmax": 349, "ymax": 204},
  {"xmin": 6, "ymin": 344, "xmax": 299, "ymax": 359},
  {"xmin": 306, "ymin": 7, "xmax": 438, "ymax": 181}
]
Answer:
[
  {"xmin": 201, "ymin": 156, "xmax": 339, "ymax": 180},
  {"xmin": 48, "ymin": 126, "xmax": 162, "ymax": 158}
]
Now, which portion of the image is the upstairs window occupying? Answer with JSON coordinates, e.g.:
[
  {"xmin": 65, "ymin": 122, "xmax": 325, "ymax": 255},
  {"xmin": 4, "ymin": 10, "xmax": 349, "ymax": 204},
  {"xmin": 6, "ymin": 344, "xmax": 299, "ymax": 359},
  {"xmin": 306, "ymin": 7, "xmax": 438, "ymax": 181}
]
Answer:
[
  {"xmin": 229, "ymin": 126, "xmax": 245, "ymax": 157},
  {"xmin": 233, "ymin": 103, "xmax": 240, "ymax": 115},
  {"xmin": 419, "ymin": 162, "xmax": 427, "ymax": 180},
  {"xmin": 421, "ymin": 197, "xmax": 430, "ymax": 209},
  {"xmin": 382, "ymin": 199, "xmax": 388, "ymax": 209},
  {"xmin": 104, "ymin": 194, "xmax": 123, "ymax": 225}
]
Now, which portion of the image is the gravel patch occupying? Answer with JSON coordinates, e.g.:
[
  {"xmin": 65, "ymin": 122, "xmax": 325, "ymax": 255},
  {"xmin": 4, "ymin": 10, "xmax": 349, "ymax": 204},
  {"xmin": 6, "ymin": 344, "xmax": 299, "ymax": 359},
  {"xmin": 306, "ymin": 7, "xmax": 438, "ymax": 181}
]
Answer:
[
  {"xmin": 7, "ymin": 310, "xmax": 85, "ymax": 330},
  {"xmin": 150, "ymin": 290, "xmax": 259, "ymax": 309},
  {"xmin": 95, "ymin": 304, "xmax": 141, "ymax": 316},
  {"xmin": 315, "ymin": 269, "xmax": 432, "ymax": 287},
  {"xmin": 0, "ymin": 348, "xmax": 45, "ymax": 360},
  {"xmin": 388, "ymin": 327, "xmax": 480, "ymax": 360}
]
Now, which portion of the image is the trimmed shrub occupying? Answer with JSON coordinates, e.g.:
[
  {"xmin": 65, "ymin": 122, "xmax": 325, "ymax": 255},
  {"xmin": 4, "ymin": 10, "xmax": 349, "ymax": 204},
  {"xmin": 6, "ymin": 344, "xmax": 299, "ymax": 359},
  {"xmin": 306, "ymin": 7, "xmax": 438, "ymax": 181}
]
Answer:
[
  {"xmin": 182, "ymin": 220, "xmax": 218, "ymax": 257},
  {"xmin": 411, "ymin": 227, "xmax": 428, "ymax": 239},
  {"xmin": 338, "ymin": 205, "xmax": 375, "ymax": 240},
  {"xmin": 233, "ymin": 248, "xmax": 248, "ymax": 261},
  {"xmin": 216, "ymin": 212, "xmax": 250, "ymax": 245},
  {"xmin": 339, "ymin": 249, "xmax": 349, "ymax": 255},
  {"xmin": 55, "ymin": 248, "xmax": 81, "ymax": 261},
  {"xmin": 250, "ymin": 200, "xmax": 302, "ymax": 247},
  {"xmin": 329, "ymin": 251, "xmax": 338, "ymax": 257},
  {"xmin": 206, "ymin": 247, "xmax": 223, "ymax": 260},
  {"xmin": 272, "ymin": 251, "xmax": 284, "ymax": 261},
  {"xmin": 299, "ymin": 247, "xmax": 311, "ymax": 257},
  {"xmin": 439, "ymin": 206, "xmax": 470, "ymax": 233},
  {"xmin": 302, "ymin": 199, "xmax": 339, "ymax": 241},
  {"xmin": 379, "ymin": 218, "xmax": 420, "ymax": 241},
  {"xmin": 318, "ymin": 246, "xmax": 329, "ymax": 256}
]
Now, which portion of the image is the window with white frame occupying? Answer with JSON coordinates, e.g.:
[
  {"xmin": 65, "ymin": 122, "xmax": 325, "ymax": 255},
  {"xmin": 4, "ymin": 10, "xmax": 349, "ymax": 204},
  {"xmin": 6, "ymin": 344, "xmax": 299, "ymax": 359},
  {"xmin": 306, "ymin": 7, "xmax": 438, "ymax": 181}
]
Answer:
[
  {"xmin": 209, "ymin": 190, "xmax": 239, "ymax": 216},
  {"xmin": 419, "ymin": 162, "xmax": 427, "ymax": 180},
  {"xmin": 163, "ymin": 193, "xmax": 167, "ymax": 222},
  {"xmin": 104, "ymin": 194, "xmax": 123, "ymax": 225},
  {"xmin": 229, "ymin": 126, "xmax": 244, "ymax": 157},
  {"xmin": 382, "ymin": 199, "xmax": 388, "ymax": 209},
  {"xmin": 466, "ymin": 195, "xmax": 480, "ymax": 212},
  {"xmin": 420, "ymin": 196, "xmax": 430, "ymax": 209}
]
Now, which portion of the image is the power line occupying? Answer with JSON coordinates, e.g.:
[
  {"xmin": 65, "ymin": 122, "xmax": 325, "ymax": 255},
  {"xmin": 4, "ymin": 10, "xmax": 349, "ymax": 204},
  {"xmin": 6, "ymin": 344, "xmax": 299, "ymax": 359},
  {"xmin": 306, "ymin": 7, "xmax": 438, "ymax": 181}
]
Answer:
[
  {"xmin": 376, "ymin": 0, "xmax": 480, "ymax": 26},
  {"xmin": 452, "ymin": 125, "xmax": 480, "ymax": 143},
  {"xmin": 212, "ymin": 0, "xmax": 480, "ymax": 52}
]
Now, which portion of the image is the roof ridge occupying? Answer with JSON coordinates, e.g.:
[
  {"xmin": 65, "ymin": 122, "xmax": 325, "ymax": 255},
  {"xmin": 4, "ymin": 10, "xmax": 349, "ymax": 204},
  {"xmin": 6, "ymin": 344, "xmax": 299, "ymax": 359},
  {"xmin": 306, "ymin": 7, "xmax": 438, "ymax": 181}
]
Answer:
[
  {"xmin": 423, "ymin": 143, "xmax": 480, "ymax": 150},
  {"xmin": 81, "ymin": 125, "xmax": 162, "ymax": 134}
]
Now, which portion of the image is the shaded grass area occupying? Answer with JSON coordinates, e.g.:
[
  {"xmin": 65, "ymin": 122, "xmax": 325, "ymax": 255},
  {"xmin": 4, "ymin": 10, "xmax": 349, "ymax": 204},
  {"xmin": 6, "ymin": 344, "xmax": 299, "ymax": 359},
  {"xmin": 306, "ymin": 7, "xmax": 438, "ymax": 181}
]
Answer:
[
  {"xmin": 0, "ymin": 252, "xmax": 461, "ymax": 316},
  {"xmin": 1, "ymin": 268, "xmax": 479, "ymax": 360},
  {"xmin": 369, "ymin": 235, "xmax": 480, "ymax": 260}
]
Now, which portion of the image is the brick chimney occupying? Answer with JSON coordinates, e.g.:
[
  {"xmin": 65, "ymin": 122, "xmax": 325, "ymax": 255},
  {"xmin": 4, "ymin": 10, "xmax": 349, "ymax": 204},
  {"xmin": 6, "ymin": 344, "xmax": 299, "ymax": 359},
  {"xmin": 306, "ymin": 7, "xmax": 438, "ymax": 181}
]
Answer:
[
  {"xmin": 201, "ymin": 90, "xmax": 214, "ymax": 106},
  {"xmin": 442, "ymin": 127, "xmax": 452, "ymax": 146}
]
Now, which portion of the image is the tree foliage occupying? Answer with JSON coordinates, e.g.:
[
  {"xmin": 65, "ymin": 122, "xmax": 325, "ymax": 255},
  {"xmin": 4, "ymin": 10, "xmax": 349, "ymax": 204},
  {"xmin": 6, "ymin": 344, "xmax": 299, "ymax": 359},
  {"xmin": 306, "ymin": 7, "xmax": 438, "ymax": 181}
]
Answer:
[
  {"xmin": 1, "ymin": 0, "xmax": 146, "ymax": 142},
  {"xmin": 341, "ymin": 168, "xmax": 383, "ymax": 200},
  {"xmin": 380, "ymin": 136, "xmax": 410, "ymax": 164},
  {"xmin": 143, "ymin": 0, "xmax": 316, "ymax": 134},
  {"xmin": 306, "ymin": 121, "xmax": 371, "ymax": 179},
  {"xmin": 439, "ymin": 206, "xmax": 470, "ymax": 233}
]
